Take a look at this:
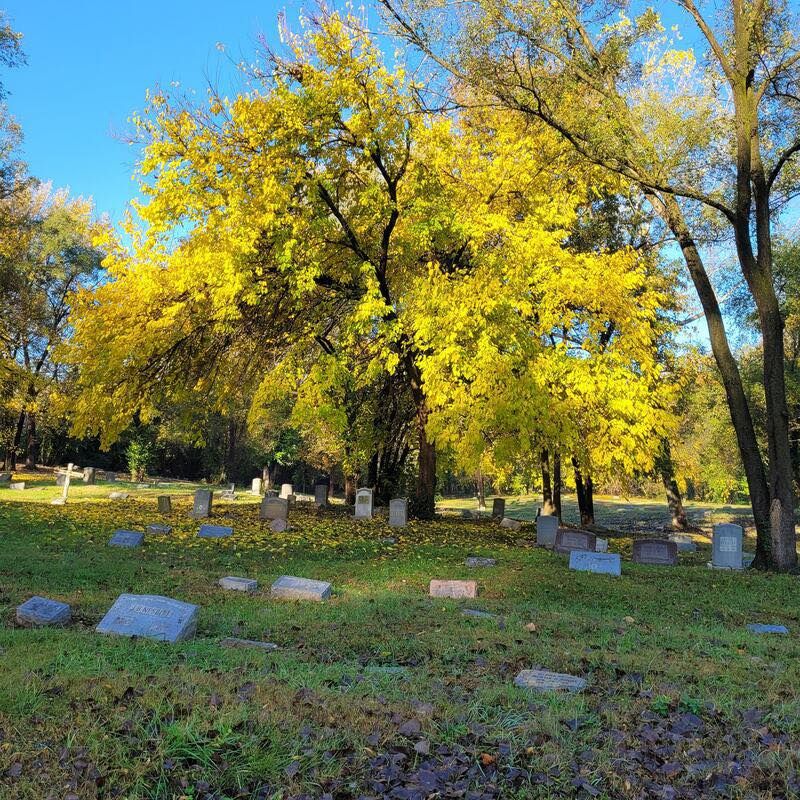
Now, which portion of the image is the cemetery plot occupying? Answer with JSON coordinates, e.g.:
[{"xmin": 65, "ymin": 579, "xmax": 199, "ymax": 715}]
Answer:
[
  {"xmin": 198, "ymin": 524, "xmax": 233, "ymax": 538},
  {"xmin": 16, "ymin": 596, "xmax": 71, "ymax": 626},
  {"xmin": 389, "ymin": 498, "xmax": 407, "ymax": 527},
  {"xmin": 271, "ymin": 575, "xmax": 332, "ymax": 601},
  {"xmin": 109, "ymin": 530, "xmax": 144, "ymax": 548},
  {"xmin": 96, "ymin": 594, "xmax": 199, "ymax": 643},
  {"xmin": 569, "ymin": 551, "xmax": 622, "ymax": 576},
  {"xmin": 191, "ymin": 489, "xmax": 213, "ymax": 519},
  {"xmin": 536, "ymin": 514, "xmax": 558, "ymax": 546},
  {"xmin": 355, "ymin": 487, "xmax": 374, "ymax": 518},
  {"xmin": 554, "ymin": 529, "xmax": 596, "ymax": 554},
  {"xmin": 429, "ymin": 579, "xmax": 477, "ymax": 599},
  {"xmin": 632, "ymin": 538, "xmax": 678, "ymax": 566},
  {"xmin": 711, "ymin": 523, "xmax": 744, "ymax": 569},
  {"xmin": 147, "ymin": 523, "xmax": 172, "ymax": 536},
  {"xmin": 514, "ymin": 669, "xmax": 587, "ymax": 692},
  {"xmin": 219, "ymin": 576, "xmax": 258, "ymax": 592}
]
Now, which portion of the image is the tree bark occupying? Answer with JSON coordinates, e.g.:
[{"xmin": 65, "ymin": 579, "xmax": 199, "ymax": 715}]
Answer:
[
  {"xmin": 344, "ymin": 474, "xmax": 357, "ymax": 505},
  {"xmin": 24, "ymin": 412, "xmax": 38, "ymax": 469},
  {"xmin": 9, "ymin": 410, "xmax": 24, "ymax": 469},
  {"xmin": 415, "ymin": 404, "xmax": 437, "ymax": 519},
  {"xmin": 476, "ymin": 468, "xmax": 485, "ymax": 509},
  {"xmin": 541, "ymin": 450, "xmax": 555, "ymax": 515},
  {"xmin": 553, "ymin": 451, "xmax": 562, "ymax": 520},
  {"xmin": 572, "ymin": 458, "xmax": 594, "ymax": 526},
  {"xmin": 656, "ymin": 438, "xmax": 689, "ymax": 530}
]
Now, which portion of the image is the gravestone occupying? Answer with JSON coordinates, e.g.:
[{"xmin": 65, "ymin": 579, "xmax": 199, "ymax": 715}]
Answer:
[
  {"xmin": 747, "ymin": 623, "xmax": 789, "ymax": 635},
  {"xmin": 632, "ymin": 538, "xmax": 678, "ymax": 566},
  {"xmin": 271, "ymin": 575, "xmax": 332, "ymax": 601},
  {"xmin": 463, "ymin": 608, "xmax": 496, "ymax": 619},
  {"xmin": 52, "ymin": 462, "xmax": 80, "ymax": 505},
  {"xmin": 669, "ymin": 533, "xmax": 697, "ymax": 553},
  {"xmin": 147, "ymin": 523, "xmax": 172, "ymax": 536},
  {"xmin": 287, "ymin": 494, "xmax": 296, "ymax": 508},
  {"xmin": 465, "ymin": 557, "xmax": 496, "ymax": 568},
  {"xmin": 16, "ymin": 596, "xmax": 71, "ymax": 626},
  {"xmin": 251, "ymin": 478, "xmax": 262, "ymax": 495},
  {"xmin": 0, "ymin": 472, "xmax": 11, "ymax": 483},
  {"xmin": 83, "ymin": 467, "xmax": 97, "ymax": 485},
  {"xmin": 270, "ymin": 517, "xmax": 289, "ymax": 533},
  {"xmin": 554, "ymin": 529, "xmax": 596, "ymax": 554},
  {"xmin": 56, "ymin": 473, "xmax": 65, "ymax": 486},
  {"xmin": 105, "ymin": 471, "xmax": 117, "ymax": 482},
  {"xmin": 536, "ymin": 515, "xmax": 559, "ymax": 547},
  {"xmin": 429, "ymin": 579, "xmax": 477, "ymax": 599},
  {"xmin": 514, "ymin": 669, "xmax": 587, "ymax": 693},
  {"xmin": 389, "ymin": 498, "xmax": 408, "ymax": 527},
  {"xmin": 220, "ymin": 637, "xmax": 278, "ymax": 651},
  {"xmin": 96, "ymin": 594, "xmax": 198, "ymax": 643},
  {"xmin": 491, "ymin": 498, "xmax": 506, "ymax": 519},
  {"xmin": 108, "ymin": 491, "xmax": 129, "ymax": 500},
  {"xmin": 314, "ymin": 483, "xmax": 329, "ymax": 507},
  {"xmin": 192, "ymin": 489, "xmax": 213, "ymax": 519},
  {"xmin": 9, "ymin": 481, "xmax": 25, "ymax": 490},
  {"xmin": 500, "ymin": 517, "xmax": 522, "ymax": 531},
  {"xmin": 198, "ymin": 524, "xmax": 233, "ymax": 539},
  {"xmin": 221, "ymin": 488, "xmax": 236, "ymax": 501},
  {"xmin": 219, "ymin": 576, "xmax": 258, "ymax": 592},
  {"xmin": 260, "ymin": 496, "xmax": 288, "ymax": 521},
  {"xmin": 355, "ymin": 487, "xmax": 374, "ymax": 519},
  {"xmin": 109, "ymin": 530, "xmax": 144, "ymax": 548},
  {"xmin": 711, "ymin": 523, "xmax": 744, "ymax": 569},
  {"xmin": 280, "ymin": 483, "xmax": 293, "ymax": 499},
  {"xmin": 158, "ymin": 495, "xmax": 172, "ymax": 514},
  {"xmin": 569, "ymin": 551, "xmax": 622, "ymax": 577},
  {"xmin": 595, "ymin": 538, "xmax": 609, "ymax": 553}
]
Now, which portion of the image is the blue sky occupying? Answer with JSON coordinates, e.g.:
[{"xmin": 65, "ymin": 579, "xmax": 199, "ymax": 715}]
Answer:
[{"xmin": 3, "ymin": 0, "xmax": 289, "ymax": 221}]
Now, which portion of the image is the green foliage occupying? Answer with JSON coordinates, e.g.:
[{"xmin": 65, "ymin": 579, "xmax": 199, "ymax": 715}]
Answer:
[{"xmin": 125, "ymin": 437, "xmax": 154, "ymax": 481}]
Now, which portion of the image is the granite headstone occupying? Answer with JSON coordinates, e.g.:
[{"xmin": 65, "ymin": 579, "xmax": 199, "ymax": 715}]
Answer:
[{"xmin": 96, "ymin": 594, "xmax": 198, "ymax": 643}]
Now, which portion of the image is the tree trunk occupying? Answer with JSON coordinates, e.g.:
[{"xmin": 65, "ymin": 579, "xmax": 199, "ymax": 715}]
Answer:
[
  {"xmin": 24, "ymin": 412, "xmax": 39, "ymax": 469},
  {"xmin": 573, "ymin": 458, "xmax": 594, "ymax": 526},
  {"xmin": 415, "ymin": 408, "xmax": 436, "ymax": 519},
  {"xmin": 476, "ymin": 468, "xmax": 485, "ymax": 509},
  {"xmin": 9, "ymin": 410, "xmax": 24, "ymax": 469},
  {"xmin": 656, "ymin": 438, "xmax": 689, "ymax": 530},
  {"xmin": 541, "ymin": 450, "xmax": 555, "ymax": 515},
  {"xmin": 344, "ymin": 474, "xmax": 357, "ymax": 505},
  {"xmin": 553, "ymin": 451, "xmax": 562, "ymax": 520}
]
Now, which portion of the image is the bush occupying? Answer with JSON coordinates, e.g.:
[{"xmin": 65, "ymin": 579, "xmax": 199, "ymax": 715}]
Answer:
[{"xmin": 126, "ymin": 439, "xmax": 154, "ymax": 482}]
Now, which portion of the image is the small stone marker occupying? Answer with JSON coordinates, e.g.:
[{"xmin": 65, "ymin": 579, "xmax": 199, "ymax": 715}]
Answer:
[
  {"xmin": 633, "ymin": 538, "xmax": 678, "ymax": 566},
  {"xmin": 595, "ymin": 538, "xmax": 608, "ymax": 553},
  {"xmin": 355, "ymin": 487, "xmax": 374, "ymax": 518},
  {"xmin": 105, "ymin": 471, "xmax": 117, "ymax": 482},
  {"xmin": 389, "ymin": 498, "xmax": 408, "ymax": 527},
  {"xmin": 96, "ymin": 594, "xmax": 198, "ymax": 643},
  {"xmin": 260, "ymin": 495, "xmax": 288, "ymax": 521},
  {"xmin": 16, "ymin": 596, "xmax": 71, "ymax": 626},
  {"xmin": 220, "ymin": 637, "xmax": 278, "ymax": 651},
  {"xmin": 554, "ymin": 529, "xmax": 597, "ymax": 554},
  {"xmin": 218, "ymin": 576, "xmax": 258, "ymax": 592},
  {"xmin": 157, "ymin": 495, "xmax": 172, "ymax": 514},
  {"xmin": 747, "ymin": 623, "xmax": 789, "ymax": 635},
  {"xmin": 465, "ymin": 557, "xmax": 496, "ymax": 568},
  {"xmin": 314, "ymin": 483, "xmax": 329, "ymax": 507},
  {"xmin": 83, "ymin": 466, "xmax": 97, "ymax": 484},
  {"xmin": 711, "ymin": 523, "xmax": 744, "ymax": 569},
  {"xmin": 669, "ymin": 533, "xmax": 697, "ymax": 552},
  {"xmin": 251, "ymin": 477, "xmax": 262, "ymax": 495},
  {"xmin": 108, "ymin": 491, "xmax": 129, "ymax": 500},
  {"xmin": 109, "ymin": 530, "xmax": 144, "ymax": 548},
  {"xmin": 491, "ymin": 498, "xmax": 505, "ymax": 519},
  {"xmin": 0, "ymin": 472, "xmax": 11, "ymax": 483},
  {"xmin": 569, "ymin": 551, "xmax": 621, "ymax": 576},
  {"xmin": 279, "ymin": 483, "xmax": 293, "ymax": 499},
  {"xmin": 514, "ymin": 669, "xmax": 587, "ymax": 693},
  {"xmin": 56, "ymin": 473, "xmax": 66, "ymax": 487},
  {"xmin": 9, "ymin": 481, "xmax": 25, "ymax": 490},
  {"xmin": 191, "ymin": 488, "xmax": 213, "ymax": 519},
  {"xmin": 463, "ymin": 608, "xmax": 496, "ymax": 619},
  {"xmin": 198, "ymin": 524, "xmax": 233, "ymax": 539},
  {"xmin": 221, "ymin": 483, "xmax": 236, "ymax": 500},
  {"xmin": 271, "ymin": 575, "xmax": 332, "ymax": 601},
  {"xmin": 147, "ymin": 523, "xmax": 172, "ymax": 536},
  {"xmin": 500, "ymin": 517, "xmax": 522, "ymax": 531},
  {"xmin": 270, "ymin": 517, "xmax": 289, "ymax": 533},
  {"xmin": 429, "ymin": 579, "xmax": 477, "ymax": 599},
  {"xmin": 536, "ymin": 515, "xmax": 559, "ymax": 547},
  {"xmin": 287, "ymin": 493, "xmax": 296, "ymax": 507}
]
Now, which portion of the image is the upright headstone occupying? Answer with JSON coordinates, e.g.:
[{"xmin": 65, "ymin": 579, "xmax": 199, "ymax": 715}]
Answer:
[
  {"xmin": 355, "ymin": 487, "xmax": 374, "ymax": 519},
  {"xmin": 158, "ymin": 495, "xmax": 172, "ymax": 514},
  {"xmin": 270, "ymin": 517, "xmax": 289, "ymax": 532},
  {"xmin": 96, "ymin": 594, "xmax": 198, "ymax": 643},
  {"xmin": 192, "ymin": 489, "xmax": 213, "ymax": 519},
  {"xmin": 711, "ymin": 523, "xmax": 744, "ymax": 569},
  {"xmin": 198, "ymin": 524, "xmax": 233, "ymax": 539},
  {"xmin": 105, "ymin": 471, "xmax": 117, "ymax": 482},
  {"xmin": 0, "ymin": 472, "xmax": 11, "ymax": 483},
  {"xmin": 83, "ymin": 467, "xmax": 97, "ymax": 485},
  {"xmin": 491, "ymin": 498, "xmax": 506, "ymax": 519},
  {"xmin": 16, "ymin": 596, "xmax": 72, "ymax": 626},
  {"xmin": 595, "ymin": 538, "xmax": 609, "ymax": 553},
  {"xmin": 51, "ymin": 462, "xmax": 79, "ymax": 505},
  {"xmin": 554, "ymin": 529, "xmax": 596, "ymax": 554},
  {"xmin": 109, "ymin": 530, "xmax": 144, "ymax": 548},
  {"xmin": 569, "ymin": 551, "xmax": 622, "ymax": 576},
  {"xmin": 389, "ymin": 498, "xmax": 408, "ymax": 528},
  {"xmin": 221, "ymin": 483, "xmax": 236, "ymax": 501},
  {"xmin": 271, "ymin": 575, "xmax": 332, "ymax": 601},
  {"xmin": 429, "ymin": 579, "xmax": 477, "ymax": 599},
  {"xmin": 536, "ymin": 515, "xmax": 559, "ymax": 547},
  {"xmin": 669, "ymin": 533, "xmax": 697, "ymax": 553},
  {"xmin": 280, "ymin": 483, "xmax": 293, "ymax": 499},
  {"xmin": 260, "ymin": 495, "xmax": 288, "ymax": 521},
  {"xmin": 314, "ymin": 483, "xmax": 329, "ymax": 507},
  {"xmin": 632, "ymin": 538, "xmax": 678, "ymax": 566},
  {"xmin": 251, "ymin": 478, "xmax": 262, "ymax": 495}
]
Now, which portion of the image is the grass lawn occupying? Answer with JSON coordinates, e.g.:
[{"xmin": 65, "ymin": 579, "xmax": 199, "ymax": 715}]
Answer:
[{"xmin": 1, "ymin": 477, "xmax": 798, "ymax": 799}]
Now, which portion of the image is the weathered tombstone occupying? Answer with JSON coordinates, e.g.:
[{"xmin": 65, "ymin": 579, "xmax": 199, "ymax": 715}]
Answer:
[
  {"xmin": 9, "ymin": 481, "xmax": 25, "ymax": 490},
  {"xmin": 314, "ymin": 483, "xmax": 329, "ymax": 507},
  {"xmin": 218, "ymin": 576, "xmax": 258, "ymax": 592},
  {"xmin": 747, "ymin": 623, "xmax": 789, "ymax": 635},
  {"xmin": 271, "ymin": 575, "xmax": 332, "ymax": 601},
  {"xmin": 260, "ymin": 495, "xmax": 288, "ymax": 521},
  {"xmin": 595, "ymin": 537, "xmax": 609, "ymax": 553},
  {"xmin": 287, "ymin": 494, "xmax": 297, "ymax": 507},
  {"xmin": 554, "ymin": 529, "xmax": 596, "ymax": 554},
  {"xmin": 463, "ymin": 608, "xmax": 497, "ymax": 619},
  {"xmin": 83, "ymin": 467, "xmax": 97, "ymax": 485},
  {"xmin": 105, "ymin": 471, "xmax": 117, "ymax": 482},
  {"xmin": 147, "ymin": 523, "xmax": 172, "ymax": 536},
  {"xmin": 500, "ymin": 517, "xmax": 522, "ymax": 531},
  {"xmin": 109, "ymin": 530, "xmax": 144, "ymax": 548},
  {"xmin": 220, "ymin": 637, "xmax": 278, "ymax": 651},
  {"xmin": 389, "ymin": 498, "xmax": 408, "ymax": 527},
  {"xmin": 514, "ymin": 669, "xmax": 587, "ymax": 693},
  {"xmin": 16, "ymin": 596, "xmax": 71, "ymax": 626},
  {"xmin": 52, "ymin": 462, "xmax": 79, "ymax": 505},
  {"xmin": 569, "ymin": 551, "xmax": 622, "ymax": 577},
  {"xmin": 669, "ymin": 534, "xmax": 697, "ymax": 553},
  {"xmin": 711, "ymin": 523, "xmax": 744, "ymax": 569},
  {"xmin": 429, "ymin": 579, "xmax": 477, "ymax": 599},
  {"xmin": 158, "ymin": 495, "xmax": 172, "ymax": 514},
  {"xmin": 280, "ymin": 483, "xmax": 293, "ymax": 499},
  {"xmin": 108, "ymin": 491, "xmax": 129, "ymax": 500},
  {"xmin": 221, "ymin": 488, "xmax": 236, "ymax": 501},
  {"xmin": 0, "ymin": 472, "xmax": 11, "ymax": 483},
  {"xmin": 491, "ymin": 498, "xmax": 506, "ymax": 519},
  {"xmin": 198, "ymin": 524, "xmax": 233, "ymax": 539},
  {"xmin": 251, "ymin": 478, "xmax": 262, "ymax": 495},
  {"xmin": 632, "ymin": 538, "xmax": 678, "ymax": 566},
  {"xmin": 96, "ymin": 594, "xmax": 198, "ymax": 643},
  {"xmin": 192, "ymin": 489, "xmax": 213, "ymax": 519},
  {"xmin": 465, "ymin": 557, "xmax": 496, "ymax": 568},
  {"xmin": 56, "ymin": 473, "xmax": 66, "ymax": 487},
  {"xmin": 355, "ymin": 487, "xmax": 374, "ymax": 519},
  {"xmin": 536, "ymin": 515, "xmax": 559, "ymax": 547},
  {"xmin": 271, "ymin": 517, "xmax": 289, "ymax": 533}
]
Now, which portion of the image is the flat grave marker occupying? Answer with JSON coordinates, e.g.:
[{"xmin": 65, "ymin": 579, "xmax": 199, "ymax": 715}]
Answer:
[
  {"xmin": 198, "ymin": 524, "xmax": 233, "ymax": 539},
  {"xmin": 9, "ymin": 481, "xmax": 25, "ymax": 490},
  {"xmin": 219, "ymin": 576, "xmax": 258, "ymax": 592},
  {"xmin": 554, "ymin": 529, "xmax": 596, "ymax": 554},
  {"xmin": 220, "ymin": 637, "xmax": 278, "ymax": 651},
  {"xmin": 569, "ymin": 551, "xmax": 621, "ymax": 576},
  {"xmin": 465, "ymin": 557, "xmax": 496, "ymax": 568},
  {"xmin": 389, "ymin": 498, "xmax": 408, "ymax": 527},
  {"xmin": 514, "ymin": 669, "xmax": 587, "ymax": 693},
  {"xmin": 271, "ymin": 575, "xmax": 332, "ymax": 601},
  {"xmin": 147, "ymin": 523, "xmax": 172, "ymax": 536},
  {"xmin": 632, "ymin": 538, "xmax": 678, "ymax": 566},
  {"xmin": 109, "ymin": 530, "xmax": 144, "ymax": 548},
  {"xmin": 747, "ymin": 623, "xmax": 789, "ymax": 635},
  {"xmin": 16, "ymin": 596, "xmax": 71, "ymax": 626},
  {"xmin": 96, "ymin": 594, "xmax": 198, "ymax": 643},
  {"xmin": 429, "ymin": 579, "xmax": 477, "ymax": 599},
  {"xmin": 500, "ymin": 517, "xmax": 522, "ymax": 531},
  {"xmin": 711, "ymin": 523, "xmax": 744, "ymax": 569},
  {"xmin": 536, "ymin": 515, "xmax": 559, "ymax": 547},
  {"xmin": 108, "ymin": 491, "xmax": 129, "ymax": 500}
]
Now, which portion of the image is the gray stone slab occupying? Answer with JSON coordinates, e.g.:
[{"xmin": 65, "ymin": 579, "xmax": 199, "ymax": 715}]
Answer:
[
  {"xmin": 669, "ymin": 534, "xmax": 697, "ymax": 552},
  {"xmin": 260, "ymin": 495, "xmax": 288, "ymax": 521},
  {"xmin": 83, "ymin": 467, "xmax": 97, "ymax": 484},
  {"xmin": 536, "ymin": 515, "xmax": 559, "ymax": 547},
  {"xmin": 198, "ymin": 524, "xmax": 233, "ymax": 539},
  {"xmin": 109, "ymin": 530, "xmax": 144, "ymax": 548},
  {"xmin": 271, "ymin": 575, "xmax": 332, "ymax": 601},
  {"xmin": 429, "ymin": 579, "xmax": 477, "ymax": 599},
  {"xmin": 105, "ymin": 471, "xmax": 117, "ymax": 482},
  {"xmin": 462, "ymin": 608, "xmax": 496, "ymax": 619},
  {"xmin": 355, "ymin": 488, "xmax": 374, "ymax": 518},
  {"xmin": 554, "ymin": 529, "xmax": 596, "ymax": 554},
  {"xmin": 16, "ymin": 596, "xmax": 71, "ymax": 626},
  {"xmin": 108, "ymin": 491, "xmax": 129, "ymax": 500},
  {"xmin": 270, "ymin": 517, "xmax": 288, "ymax": 532},
  {"xmin": 595, "ymin": 538, "xmax": 608, "ymax": 553},
  {"xmin": 96, "ymin": 594, "xmax": 198, "ymax": 642},
  {"xmin": 632, "ymin": 538, "xmax": 678, "ymax": 566},
  {"xmin": 491, "ymin": 498, "xmax": 505, "ymax": 519},
  {"xmin": 465, "ymin": 557, "xmax": 496, "ymax": 568},
  {"xmin": 9, "ymin": 481, "xmax": 25, "ymax": 490},
  {"xmin": 219, "ymin": 576, "xmax": 258, "ymax": 592},
  {"xmin": 314, "ymin": 483, "xmax": 328, "ymax": 507},
  {"xmin": 712, "ymin": 523, "xmax": 743, "ymax": 569},
  {"xmin": 500, "ymin": 517, "xmax": 522, "ymax": 531},
  {"xmin": 569, "ymin": 551, "xmax": 622, "ymax": 576},
  {"xmin": 147, "ymin": 523, "xmax": 172, "ymax": 536},
  {"xmin": 192, "ymin": 489, "xmax": 213, "ymax": 519},
  {"xmin": 747, "ymin": 623, "xmax": 789, "ymax": 635},
  {"xmin": 514, "ymin": 669, "xmax": 587, "ymax": 693},
  {"xmin": 220, "ymin": 637, "xmax": 278, "ymax": 651},
  {"xmin": 389, "ymin": 498, "xmax": 408, "ymax": 527},
  {"xmin": 0, "ymin": 472, "xmax": 11, "ymax": 483},
  {"xmin": 157, "ymin": 495, "xmax": 172, "ymax": 514}
]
